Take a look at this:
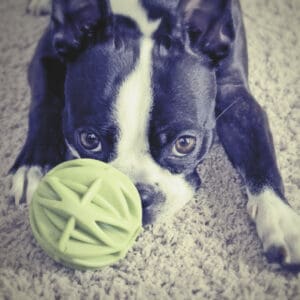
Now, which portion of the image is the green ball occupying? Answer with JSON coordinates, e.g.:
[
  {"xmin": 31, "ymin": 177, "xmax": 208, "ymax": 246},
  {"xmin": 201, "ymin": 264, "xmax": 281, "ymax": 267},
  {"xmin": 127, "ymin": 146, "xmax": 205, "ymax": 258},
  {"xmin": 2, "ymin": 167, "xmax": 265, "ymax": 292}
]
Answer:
[{"xmin": 29, "ymin": 159, "xmax": 142, "ymax": 270}]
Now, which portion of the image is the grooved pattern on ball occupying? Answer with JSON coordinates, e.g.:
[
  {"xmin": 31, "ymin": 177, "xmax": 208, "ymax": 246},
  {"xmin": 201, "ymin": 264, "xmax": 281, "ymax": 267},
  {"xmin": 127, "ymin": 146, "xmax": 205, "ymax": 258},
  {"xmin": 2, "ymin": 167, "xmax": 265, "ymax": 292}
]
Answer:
[{"xmin": 29, "ymin": 159, "xmax": 142, "ymax": 270}]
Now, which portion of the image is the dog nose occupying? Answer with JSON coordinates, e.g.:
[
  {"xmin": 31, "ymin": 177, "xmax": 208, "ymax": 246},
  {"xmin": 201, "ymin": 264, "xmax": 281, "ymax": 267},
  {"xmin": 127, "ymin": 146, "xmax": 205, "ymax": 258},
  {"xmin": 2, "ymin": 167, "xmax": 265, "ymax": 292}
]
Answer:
[{"xmin": 135, "ymin": 184, "xmax": 156, "ymax": 209}]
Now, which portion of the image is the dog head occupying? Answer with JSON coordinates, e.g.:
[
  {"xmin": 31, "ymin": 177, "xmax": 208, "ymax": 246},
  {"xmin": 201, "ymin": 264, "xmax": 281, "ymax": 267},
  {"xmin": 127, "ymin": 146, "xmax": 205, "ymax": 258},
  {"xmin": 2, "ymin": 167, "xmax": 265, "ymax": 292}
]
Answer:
[{"xmin": 62, "ymin": 0, "xmax": 235, "ymax": 224}]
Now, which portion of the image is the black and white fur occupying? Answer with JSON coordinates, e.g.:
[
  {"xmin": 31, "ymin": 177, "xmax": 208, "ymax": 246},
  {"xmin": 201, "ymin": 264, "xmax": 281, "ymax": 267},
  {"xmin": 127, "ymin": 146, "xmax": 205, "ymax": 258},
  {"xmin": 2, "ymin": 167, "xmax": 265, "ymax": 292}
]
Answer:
[{"xmin": 12, "ymin": 0, "xmax": 300, "ymax": 270}]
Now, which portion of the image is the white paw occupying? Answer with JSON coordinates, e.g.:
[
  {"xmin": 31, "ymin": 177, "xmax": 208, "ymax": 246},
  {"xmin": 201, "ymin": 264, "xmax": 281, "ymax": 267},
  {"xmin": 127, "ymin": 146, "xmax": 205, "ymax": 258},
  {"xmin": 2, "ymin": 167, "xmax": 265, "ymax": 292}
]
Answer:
[
  {"xmin": 247, "ymin": 188, "xmax": 300, "ymax": 267},
  {"xmin": 27, "ymin": 0, "xmax": 51, "ymax": 16},
  {"xmin": 10, "ymin": 166, "xmax": 46, "ymax": 205}
]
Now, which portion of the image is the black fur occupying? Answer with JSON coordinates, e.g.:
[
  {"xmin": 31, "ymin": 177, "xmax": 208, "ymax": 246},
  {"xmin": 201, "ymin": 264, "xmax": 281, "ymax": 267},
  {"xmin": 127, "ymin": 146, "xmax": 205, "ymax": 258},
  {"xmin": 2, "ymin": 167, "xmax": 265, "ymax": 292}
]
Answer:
[{"xmin": 11, "ymin": 0, "xmax": 297, "ymax": 270}]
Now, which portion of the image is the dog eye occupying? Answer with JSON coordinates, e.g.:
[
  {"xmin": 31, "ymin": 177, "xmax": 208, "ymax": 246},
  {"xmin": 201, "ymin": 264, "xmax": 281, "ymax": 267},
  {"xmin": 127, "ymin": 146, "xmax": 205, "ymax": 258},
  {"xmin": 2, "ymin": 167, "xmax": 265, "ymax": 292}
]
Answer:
[
  {"xmin": 173, "ymin": 136, "xmax": 196, "ymax": 156},
  {"xmin": 79, "ymin": 131, "xmax": 102, "ymax": 152}
]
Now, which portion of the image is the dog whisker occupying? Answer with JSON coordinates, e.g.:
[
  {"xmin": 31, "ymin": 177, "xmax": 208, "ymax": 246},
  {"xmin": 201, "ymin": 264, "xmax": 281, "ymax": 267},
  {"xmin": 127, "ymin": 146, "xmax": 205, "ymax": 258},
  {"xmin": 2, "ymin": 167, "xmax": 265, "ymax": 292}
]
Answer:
[{"xmin": 215, "ymin": 100, "xmax": 238, "ymax": 121}]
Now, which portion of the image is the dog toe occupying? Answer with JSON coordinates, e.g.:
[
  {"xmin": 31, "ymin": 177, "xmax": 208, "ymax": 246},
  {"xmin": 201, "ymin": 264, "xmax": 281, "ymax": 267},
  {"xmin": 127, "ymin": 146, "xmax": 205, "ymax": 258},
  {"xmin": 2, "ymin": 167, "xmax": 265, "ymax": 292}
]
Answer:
[
  {"xmin": 10, "ymin": 167, "xmax": 27, "ymax": 205},
  {"xmin": 25, "ymin": 166, "xmax": 44, "ymax": 203},
  {"xmin": 27, "ymin": 0, "xmax": 51, "ymax": 16},
  {"xmin": 10, "ymin": 166, "xmax": 45, "ymax": 205}
]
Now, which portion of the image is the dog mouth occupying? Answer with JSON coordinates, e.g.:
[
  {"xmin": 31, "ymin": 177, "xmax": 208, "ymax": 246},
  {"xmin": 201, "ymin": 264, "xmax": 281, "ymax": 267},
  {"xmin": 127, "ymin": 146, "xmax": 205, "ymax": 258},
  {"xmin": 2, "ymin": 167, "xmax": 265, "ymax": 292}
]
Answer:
[
  {"xmin": 137, "ymin": 185, "xmax": 197, "ymax": 225},
  {"xmin": 135, "ymin": 183, "xmax": 166, "ymax": 225},
  {"xmin": 141, "ymin": 203, "xmax": 167, "ymax": 225},
  {"xmin": 142, "ymin": 207, "xmax": 155, "ymax": 225}
]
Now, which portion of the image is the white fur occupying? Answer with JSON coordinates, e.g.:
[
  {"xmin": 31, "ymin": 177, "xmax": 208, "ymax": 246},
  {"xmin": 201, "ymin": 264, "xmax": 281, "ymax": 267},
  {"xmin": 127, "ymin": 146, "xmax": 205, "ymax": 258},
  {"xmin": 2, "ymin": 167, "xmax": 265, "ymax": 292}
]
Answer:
[
  {"xmin": 11, "ymin": 167, "xmax": 27, "ymax": 205},
  {"xmin": 112, "ymin": 151, "xmax": 194, "ymax": 223},
  {"xmin": 10, "ymin": 166, "xmax": 45, "ymax": 205},
  {"xmin": 112, "ymin": 37, "xmax": 154, "ymax": 159},
  {"xmin": 110, "ymin": 0, "xmax": 160, "ymax": 36},
  {"xmin": 247, "ymin": 188, "xmax": 300, "ymax": 264},
  {"xmin": 26, "ymin": 167, "xmax": 44, "ymax": 203},
  {"xmin": 111, "ymin": 36, "xmax": 194, "ymax": 222},
  {"xmin": 109, "ymin": 3, "xmax": 194, "ymax": 222}
]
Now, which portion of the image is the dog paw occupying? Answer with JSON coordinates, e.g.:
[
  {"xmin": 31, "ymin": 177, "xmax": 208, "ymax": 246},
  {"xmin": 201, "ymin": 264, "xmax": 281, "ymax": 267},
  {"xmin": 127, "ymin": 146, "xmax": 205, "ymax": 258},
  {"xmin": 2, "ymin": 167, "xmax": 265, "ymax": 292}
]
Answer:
[
  {"xmin": 247, "ymin": 189, "xmax": 300, "ymax": 271},
  {"xmin": 10, "ymin": 166, "xmax": 47, "ymax": 205},
  {"xmin": 27, "ymin": 0, "xmax": 51, "ymax": 16}
]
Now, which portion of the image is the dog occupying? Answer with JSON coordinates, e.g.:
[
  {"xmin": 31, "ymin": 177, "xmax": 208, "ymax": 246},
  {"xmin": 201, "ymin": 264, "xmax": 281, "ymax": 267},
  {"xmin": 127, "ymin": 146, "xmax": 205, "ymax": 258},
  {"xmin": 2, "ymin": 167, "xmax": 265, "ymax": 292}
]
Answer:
[{"xmin": 11, "ymin": 0, "xmax": 300, "ymax": 270}]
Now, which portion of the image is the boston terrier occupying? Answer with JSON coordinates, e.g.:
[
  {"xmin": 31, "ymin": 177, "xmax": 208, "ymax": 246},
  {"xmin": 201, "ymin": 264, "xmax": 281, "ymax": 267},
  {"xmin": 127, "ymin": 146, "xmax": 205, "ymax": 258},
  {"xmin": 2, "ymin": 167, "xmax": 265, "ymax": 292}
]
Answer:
[{"xmin": 12, "ymin": 0, "xmax": 300, "ymax": 270}]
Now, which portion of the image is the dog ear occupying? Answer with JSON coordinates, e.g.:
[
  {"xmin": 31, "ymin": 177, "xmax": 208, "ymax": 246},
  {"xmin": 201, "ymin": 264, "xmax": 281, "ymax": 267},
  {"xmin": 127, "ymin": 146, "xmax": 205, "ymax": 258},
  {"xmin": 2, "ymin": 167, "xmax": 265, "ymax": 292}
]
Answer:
[
  {"xmin": 51, "ymin": 0, "xmax": 111, "ymax": 59},
  {"xmin": 97, "ymin": 0, "xmax": 112, "ymax": 19},
  {"xmin": 179, "ymin": 0, "xmax": 235, "ymax": 60}
]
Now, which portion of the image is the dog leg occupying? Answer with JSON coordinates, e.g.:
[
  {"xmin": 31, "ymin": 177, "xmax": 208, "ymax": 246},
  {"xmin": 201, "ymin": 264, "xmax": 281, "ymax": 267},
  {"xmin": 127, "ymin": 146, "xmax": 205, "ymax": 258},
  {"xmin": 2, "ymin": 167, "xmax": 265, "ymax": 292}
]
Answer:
[
  {"xmin": 179, "ymin": 0, "xmax": 299, "ymax": 270},
  {"xmin": 216, "ymin": 84, "xmax": 300, "ymax": 270},
  {"xmin": 10, "ymin": 29, "xmax": 66, "ymax": 203},
  {"xmin": 247, "ymin": 188, "xmax": 300, "ymax": 270}
]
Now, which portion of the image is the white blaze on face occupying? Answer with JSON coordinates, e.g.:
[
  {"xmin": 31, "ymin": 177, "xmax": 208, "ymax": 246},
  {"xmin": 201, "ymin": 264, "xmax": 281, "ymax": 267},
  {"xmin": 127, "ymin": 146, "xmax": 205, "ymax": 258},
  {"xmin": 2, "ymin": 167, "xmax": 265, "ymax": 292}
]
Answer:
[
  {"xmin": 114, "ymin": 37, "xmax": 154, "ymax": 159},
  {"xmin": 110, "ymin": 2, "xmax": 194, "ymax": 223}
]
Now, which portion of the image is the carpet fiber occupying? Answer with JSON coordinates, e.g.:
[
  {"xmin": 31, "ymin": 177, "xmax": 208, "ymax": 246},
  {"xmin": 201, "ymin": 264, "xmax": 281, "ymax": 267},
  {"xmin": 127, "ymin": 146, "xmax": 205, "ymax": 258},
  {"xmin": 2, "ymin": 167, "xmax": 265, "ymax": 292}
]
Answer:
[{"xmin": 0, "ymin": 0, "xmax": 299, "ymax": 299}]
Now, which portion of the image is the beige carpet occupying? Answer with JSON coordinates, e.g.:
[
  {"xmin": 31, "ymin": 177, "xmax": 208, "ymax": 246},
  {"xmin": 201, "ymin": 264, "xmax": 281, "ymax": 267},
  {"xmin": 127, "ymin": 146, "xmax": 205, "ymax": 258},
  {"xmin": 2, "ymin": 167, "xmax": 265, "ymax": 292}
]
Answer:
[{"xmin": 0, "ymin": 0, "xmax": 300, "ymax": 299}]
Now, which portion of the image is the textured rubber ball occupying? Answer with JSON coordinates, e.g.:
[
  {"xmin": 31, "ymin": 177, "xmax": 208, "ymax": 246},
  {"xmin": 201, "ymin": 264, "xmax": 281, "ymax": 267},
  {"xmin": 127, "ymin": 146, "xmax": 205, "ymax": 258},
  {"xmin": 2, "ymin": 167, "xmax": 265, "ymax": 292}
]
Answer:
[{"xmin": 29, "ymin": 159, "xmax": 142, "ymax": 270}]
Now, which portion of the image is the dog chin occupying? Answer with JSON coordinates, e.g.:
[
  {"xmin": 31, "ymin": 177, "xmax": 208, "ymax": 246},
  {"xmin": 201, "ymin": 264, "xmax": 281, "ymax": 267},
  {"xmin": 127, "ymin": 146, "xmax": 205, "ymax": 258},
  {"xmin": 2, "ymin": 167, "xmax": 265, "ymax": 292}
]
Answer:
[
  {"xmin": 142, "ymin": 192, "xmax": 196, "ymax": 225},
  {"xmin": 142, "ymin": 208, "xmax": 155, "ymax": 225}
]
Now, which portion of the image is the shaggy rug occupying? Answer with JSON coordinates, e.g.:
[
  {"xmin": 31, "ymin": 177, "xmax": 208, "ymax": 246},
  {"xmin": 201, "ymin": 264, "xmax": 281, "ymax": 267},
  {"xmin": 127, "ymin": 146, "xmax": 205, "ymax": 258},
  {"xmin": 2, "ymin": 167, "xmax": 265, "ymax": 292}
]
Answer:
[{"xmin": 0, "ymin": 0, "xmax": 299, "ymax": 299}]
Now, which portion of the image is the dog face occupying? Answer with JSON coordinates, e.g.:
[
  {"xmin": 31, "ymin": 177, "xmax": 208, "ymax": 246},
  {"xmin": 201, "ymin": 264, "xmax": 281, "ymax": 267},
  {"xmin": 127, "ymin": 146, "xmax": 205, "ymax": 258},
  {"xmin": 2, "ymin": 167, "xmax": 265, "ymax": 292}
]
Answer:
[{"xmin": 62, "ymin": 1, "xmax": 222, "ymax": 224}]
